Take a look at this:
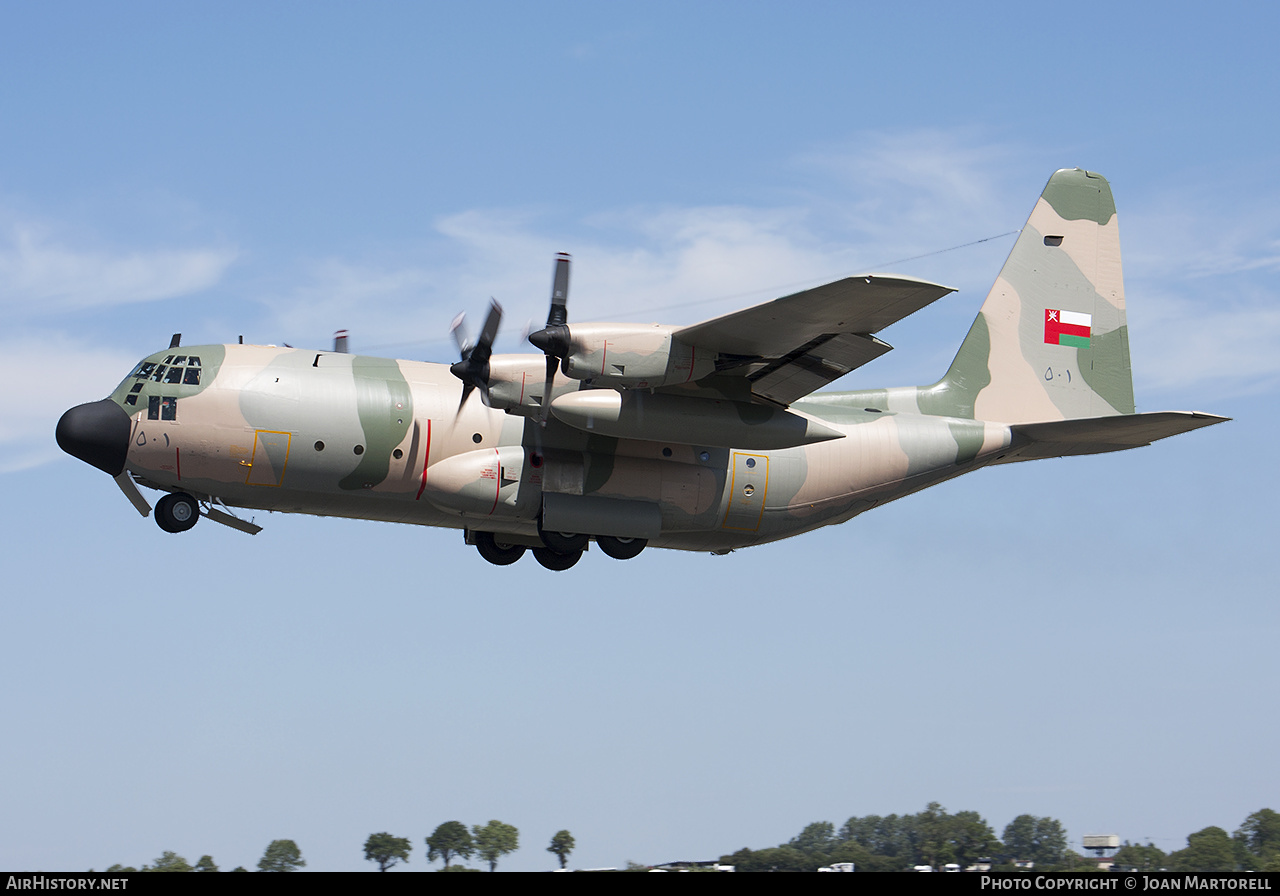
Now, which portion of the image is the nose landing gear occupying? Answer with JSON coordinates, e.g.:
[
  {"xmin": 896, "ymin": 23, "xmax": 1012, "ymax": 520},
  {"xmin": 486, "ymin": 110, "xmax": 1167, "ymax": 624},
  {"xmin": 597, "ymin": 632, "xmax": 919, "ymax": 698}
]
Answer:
[{"xmin": 155, "ymin": 492, "xmax": 199, "ymax": 533}]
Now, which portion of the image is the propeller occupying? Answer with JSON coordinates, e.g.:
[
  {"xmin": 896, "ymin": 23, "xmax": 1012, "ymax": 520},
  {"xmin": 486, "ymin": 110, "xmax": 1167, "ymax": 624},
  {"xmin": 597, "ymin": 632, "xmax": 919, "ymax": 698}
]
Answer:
[
  {"xmin": 449, "ymin": 298, "xmax": 503, "ymax": 412},
  {"xmin": 528, "ymin": 252, "xmax": 572, "ymax": 425}
]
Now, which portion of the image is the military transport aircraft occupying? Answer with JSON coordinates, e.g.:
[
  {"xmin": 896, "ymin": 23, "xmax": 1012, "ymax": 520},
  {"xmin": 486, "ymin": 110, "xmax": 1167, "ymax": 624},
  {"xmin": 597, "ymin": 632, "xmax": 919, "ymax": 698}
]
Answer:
[{"xmin": 57, "ymin": 169, "xmax": 1226, "ymax": 570}]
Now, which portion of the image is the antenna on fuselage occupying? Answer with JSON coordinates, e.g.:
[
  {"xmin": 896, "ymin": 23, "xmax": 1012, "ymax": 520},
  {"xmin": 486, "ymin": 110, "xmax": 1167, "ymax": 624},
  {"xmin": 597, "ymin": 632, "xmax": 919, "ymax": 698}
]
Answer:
[
  {"xmin": 169, "ymin": 334, "xmax": 181, "ymax": 348},
  {"xmin": 333, "ymin": 330, "xmax": 349, "ymax": 353}
]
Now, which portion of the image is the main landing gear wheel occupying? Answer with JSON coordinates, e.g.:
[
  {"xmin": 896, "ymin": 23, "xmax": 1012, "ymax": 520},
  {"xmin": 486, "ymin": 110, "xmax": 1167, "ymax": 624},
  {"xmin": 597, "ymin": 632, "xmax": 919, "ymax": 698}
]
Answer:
[
  {"xmin": 155, "ymin": 492, "xmax": 199, "ymax": 533},
  {"xmin": 532, "ymin": 546, "xmax": 582, "ymax": 571},
  {"xmin": 537, "ymin": 516, "xmax": 588, "ymax": 554},
  {"xmin": 475, "ymin": 532, "xmax": 526, "ymax": 566},
  {"xmin": 596, "ymin": 535, "xmax": 647, "ymax": 560}
]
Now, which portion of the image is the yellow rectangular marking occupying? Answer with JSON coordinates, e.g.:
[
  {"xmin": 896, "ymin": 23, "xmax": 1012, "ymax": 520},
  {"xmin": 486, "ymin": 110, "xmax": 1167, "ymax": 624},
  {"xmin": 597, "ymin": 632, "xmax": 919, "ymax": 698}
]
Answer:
[
  {"xmin": 245, "ymin": 430, "xmax": 292, "ymax": 487},
  {"xmin": 721, "ymin": 452, "xmax": 769, "ymax": 532}
]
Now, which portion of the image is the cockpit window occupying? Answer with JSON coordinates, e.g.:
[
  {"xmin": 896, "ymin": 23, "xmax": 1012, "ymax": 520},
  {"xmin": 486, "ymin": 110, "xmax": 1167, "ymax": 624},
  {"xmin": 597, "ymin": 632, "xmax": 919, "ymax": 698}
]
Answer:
[
  {"xmin": 148, "ymin": 396, "xmax": 161, "ymax": 419},
  {"xmin": 150, "ymin": 365, "xmax": 168, "ymax": 382},
  {"xmin": 172, "ymin": 356, "xmax": 187, "ymax": 365},
  {"xmin": 135, "ymin": 362, "xmax": 156, "ymax": 379},
  {"xmin": 183, "ymin": 367, "xmax": 201, "ymax": 385},
  {"xmin": 161, "ymin": 397, "xmax": 178, "ymax": 420},
  {"xmin": 187, "ymin": 356, "xmax": 200, "ymax": 366},
  {"xmin": 164, "ymin": 366, "xmax": 183, "ymax": 384},
  {"xmin": 163, "ymin": 355, "xmax": 174, "ymax": 365}
]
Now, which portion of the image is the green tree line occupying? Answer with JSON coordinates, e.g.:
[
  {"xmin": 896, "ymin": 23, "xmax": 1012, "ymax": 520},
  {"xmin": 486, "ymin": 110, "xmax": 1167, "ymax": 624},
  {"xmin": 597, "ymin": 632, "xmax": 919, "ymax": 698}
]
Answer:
[
  {"xmin": 98, "ymin": 821, "xmax": 571, "ymax": 872},
  {"xmin": 1112, "ymin": 809, "xmax": 1280, "ymax": 872},
  {"xmin": 719, "ymin": 804, "xmax": 1280, "ymax": 872},
  {"xmin": 90, "ymin": 805, "xmax": 1280, "ymax": 871}
]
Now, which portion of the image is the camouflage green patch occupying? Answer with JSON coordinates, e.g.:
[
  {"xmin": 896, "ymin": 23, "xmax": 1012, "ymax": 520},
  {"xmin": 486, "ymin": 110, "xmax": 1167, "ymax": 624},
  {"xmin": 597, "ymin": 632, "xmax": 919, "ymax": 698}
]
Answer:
[
  {"xmin": 918, "ymin": 312, "xmax": 993, "ymax": 419},
  {"xmin": 734, "ymin": 401, "xmax": 774, "ymax": 425},
  {"xmin": 789, "ymin": 399, "xmax": 892, "ymax": 425},
  {"xmin": 946, "ymin": 419, "xmax": 985, "ymax": 465},
  {"xmin": 582, "ymin": 433, "xmax": 620, "ymax": 493},
  {"xmin": 338, "ymin": 356, "xmax": 413, "ymax": 490},
  {"xmin": 109, "ymin": 344, "xmax": 227, "ymax": 408},
  {"xmin": 1041, "ymin": 169, "xmax": 1115, "ymax": 226},
  {"xmin": 1078, "ymin": 324, "xmax": 1135, "ymax": 414}
]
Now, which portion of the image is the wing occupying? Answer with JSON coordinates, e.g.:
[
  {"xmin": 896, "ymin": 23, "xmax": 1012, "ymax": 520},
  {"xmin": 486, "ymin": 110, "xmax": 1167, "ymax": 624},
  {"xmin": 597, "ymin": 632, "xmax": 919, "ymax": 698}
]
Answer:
[{"xmin": 675, "ymin": 274, "xmax": 954, "ymax": 406}]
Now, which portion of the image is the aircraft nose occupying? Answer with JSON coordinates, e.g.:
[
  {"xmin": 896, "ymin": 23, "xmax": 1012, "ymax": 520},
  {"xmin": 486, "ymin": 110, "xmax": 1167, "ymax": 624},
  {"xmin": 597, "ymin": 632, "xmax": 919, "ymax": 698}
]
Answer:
[{"xmin": 56, "ymin": 398, "xmax": 131, "ymax": 476}]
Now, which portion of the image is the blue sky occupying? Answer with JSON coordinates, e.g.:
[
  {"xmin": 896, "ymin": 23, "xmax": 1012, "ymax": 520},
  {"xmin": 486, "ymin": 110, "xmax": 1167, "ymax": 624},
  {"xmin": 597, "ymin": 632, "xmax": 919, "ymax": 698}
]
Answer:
[{"xmin": 2, "ymin": 1, "xmax": 1277, "ymax": 872}]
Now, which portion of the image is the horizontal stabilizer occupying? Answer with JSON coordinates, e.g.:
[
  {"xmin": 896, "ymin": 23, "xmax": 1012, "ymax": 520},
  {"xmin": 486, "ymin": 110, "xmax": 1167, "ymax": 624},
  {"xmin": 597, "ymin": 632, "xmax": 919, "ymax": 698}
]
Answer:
[{"xmin": 996, "ymin": 412, "xmax": 1229, "ymax": 463}]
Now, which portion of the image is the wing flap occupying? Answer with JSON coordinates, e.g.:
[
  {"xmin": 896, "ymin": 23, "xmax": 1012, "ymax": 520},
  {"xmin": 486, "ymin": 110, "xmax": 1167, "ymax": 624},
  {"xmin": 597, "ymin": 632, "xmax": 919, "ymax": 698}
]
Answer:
[{"xmin": 745, "ymin": 333, "xmax": 892, "ymax": 406}]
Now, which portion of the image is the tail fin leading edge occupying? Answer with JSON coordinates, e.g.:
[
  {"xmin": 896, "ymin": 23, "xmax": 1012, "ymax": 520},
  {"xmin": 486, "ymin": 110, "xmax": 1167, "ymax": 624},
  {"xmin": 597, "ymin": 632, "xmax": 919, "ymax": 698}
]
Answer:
[{"xmin": 927, "ymin": 168, "xmax": 1135, "ymax": 423}]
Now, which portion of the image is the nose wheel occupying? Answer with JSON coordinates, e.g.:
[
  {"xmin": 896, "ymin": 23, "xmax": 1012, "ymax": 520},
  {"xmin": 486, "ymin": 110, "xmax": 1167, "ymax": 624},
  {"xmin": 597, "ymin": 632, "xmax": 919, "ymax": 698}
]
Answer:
[{"xmin": 155, "ymin": 492, "xmax": 200, "ymax": 533}]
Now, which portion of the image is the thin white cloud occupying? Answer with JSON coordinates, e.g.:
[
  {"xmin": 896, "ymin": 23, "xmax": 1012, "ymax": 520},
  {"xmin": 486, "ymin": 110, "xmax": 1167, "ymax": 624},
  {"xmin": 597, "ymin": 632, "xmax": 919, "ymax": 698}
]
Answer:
[
  {"xmin": 267, "ymin": 134, "xmax": 1023, "ymax": 356},
  {"xmin": 1132, "ymin": 290, "xmax": 1280, "ymax": 400},
  {"xmin": 245, "ymin": 131, "xmax": 1280, "ymax": 401},
  {"xmin": 1123, "ymin": 181, "xmax": 1280, "ymax": 399},
  {"xmin": 0, "ymin": 330, "xmax": 141, "ymax": 473},
  {"xmin": 0, "ymin": 224, "xmax": 237, "ymax": 317}
]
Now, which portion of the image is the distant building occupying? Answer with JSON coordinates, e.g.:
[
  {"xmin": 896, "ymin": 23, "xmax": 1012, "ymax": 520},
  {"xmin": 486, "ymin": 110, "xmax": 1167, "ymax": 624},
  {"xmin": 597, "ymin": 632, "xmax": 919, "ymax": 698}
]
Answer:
[{"xmin": 1082, "ymin": 834, "xmax": 1121, "ymax": 871}]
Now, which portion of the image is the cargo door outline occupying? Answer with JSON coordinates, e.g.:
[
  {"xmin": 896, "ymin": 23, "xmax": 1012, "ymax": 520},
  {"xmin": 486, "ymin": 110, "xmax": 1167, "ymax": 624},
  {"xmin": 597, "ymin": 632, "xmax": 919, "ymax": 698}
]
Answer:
[
  {"xmin": 722, "ymin": 452, "xmax": 768, "ymax": 531},
  {"xmin": 246, "ymin": 430, "xmax": 292, "ymax": 486}
]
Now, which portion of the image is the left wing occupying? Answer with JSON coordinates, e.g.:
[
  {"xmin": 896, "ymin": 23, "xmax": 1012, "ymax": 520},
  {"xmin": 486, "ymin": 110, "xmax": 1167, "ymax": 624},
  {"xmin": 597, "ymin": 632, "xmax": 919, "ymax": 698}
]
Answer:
[{"xmin": 675, "ymin": 274, "xmax": 954, "ymax": 405}]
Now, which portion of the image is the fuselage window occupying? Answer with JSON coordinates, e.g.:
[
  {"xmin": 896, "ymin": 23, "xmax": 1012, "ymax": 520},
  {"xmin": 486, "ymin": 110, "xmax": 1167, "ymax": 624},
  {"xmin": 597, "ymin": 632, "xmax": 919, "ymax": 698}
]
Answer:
[
  {"xmin": 148, "ymin": 396, "xmax": 161, "ymax": 419},
  {"xmin": 161, "ymin": 397, "xmax": 178, "ymax": 421},
  {"xmin": 183, "ymin": 367, "xmax": 201, "ymax": 385}
]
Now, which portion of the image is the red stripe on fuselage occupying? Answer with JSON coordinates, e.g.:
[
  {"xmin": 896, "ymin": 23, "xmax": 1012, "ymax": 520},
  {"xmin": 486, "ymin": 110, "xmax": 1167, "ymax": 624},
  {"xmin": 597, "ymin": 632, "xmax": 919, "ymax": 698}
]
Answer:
[
  {"xmin": 489, "ymin": 448, "xmax": 500, "ymax": 515},
  {"xmin": 415, "ymin": 419, "xmax": 432, "ymax": 500}
]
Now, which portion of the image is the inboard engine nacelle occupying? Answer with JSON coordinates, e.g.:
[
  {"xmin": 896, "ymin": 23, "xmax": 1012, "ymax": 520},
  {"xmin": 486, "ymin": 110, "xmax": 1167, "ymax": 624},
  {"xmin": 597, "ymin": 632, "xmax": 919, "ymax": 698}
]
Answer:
[{"xmin": 557, "ymin": 323, "xmax": 716, "ymax": 389}]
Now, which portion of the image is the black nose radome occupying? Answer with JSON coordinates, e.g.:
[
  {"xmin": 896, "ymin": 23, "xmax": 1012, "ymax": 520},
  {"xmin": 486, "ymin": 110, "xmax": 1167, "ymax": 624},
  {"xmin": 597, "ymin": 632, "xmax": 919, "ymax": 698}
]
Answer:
[{"xmin": 56, "ymin": 399, "xmax": 131, "ymax": 476}]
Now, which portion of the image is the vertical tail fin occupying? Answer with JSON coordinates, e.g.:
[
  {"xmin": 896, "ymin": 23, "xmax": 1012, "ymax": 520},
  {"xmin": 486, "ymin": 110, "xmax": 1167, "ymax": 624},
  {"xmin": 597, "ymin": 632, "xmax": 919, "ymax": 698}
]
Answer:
[{"xmin": 927, "ymin": 168, "xmax": 1135, "ymax": 423}]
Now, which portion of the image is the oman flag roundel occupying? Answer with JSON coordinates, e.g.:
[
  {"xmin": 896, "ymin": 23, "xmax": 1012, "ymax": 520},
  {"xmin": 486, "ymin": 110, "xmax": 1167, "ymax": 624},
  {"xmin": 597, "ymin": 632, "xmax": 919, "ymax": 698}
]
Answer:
[{"xmin": 1044, "ymin": 308, "xmax": 1092, "ymax": 348}]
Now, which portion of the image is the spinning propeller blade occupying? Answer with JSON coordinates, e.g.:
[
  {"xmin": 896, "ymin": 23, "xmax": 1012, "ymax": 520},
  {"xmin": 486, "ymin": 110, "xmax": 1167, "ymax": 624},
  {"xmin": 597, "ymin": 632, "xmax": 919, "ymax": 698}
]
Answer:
[
  {"xmin": 528, "ymin": 253, "xmax": 571, "ymax": 427},
  {"xmin": 449, "ymin": 299, "xmax": 503, "ymax": 413}
]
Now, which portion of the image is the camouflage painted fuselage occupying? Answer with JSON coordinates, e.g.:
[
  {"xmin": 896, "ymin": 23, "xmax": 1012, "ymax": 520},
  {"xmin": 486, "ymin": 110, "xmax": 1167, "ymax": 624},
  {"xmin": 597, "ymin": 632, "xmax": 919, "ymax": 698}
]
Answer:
[
  {"xmin": 107, "ymin": 344, "xmax": 1014, "ymax": 552},
  {"xmin": 66, "ymin": 169, "xmax": 1225, "ymax": 559}
]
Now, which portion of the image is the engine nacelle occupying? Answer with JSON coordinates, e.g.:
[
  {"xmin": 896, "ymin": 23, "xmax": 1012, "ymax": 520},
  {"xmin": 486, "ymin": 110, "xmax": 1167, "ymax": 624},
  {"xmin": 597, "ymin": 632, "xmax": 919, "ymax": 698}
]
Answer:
[
  {"xmin": 560, "ymin": 323, "xmax": 716, "ymax": 389},
  {"xmin": 549, "ymin": 390, "xmax": 844, "ymax": 449},
  {"xmin": 484, "ymin": 355, "xmax": 558, "ymax": 417},
  {"xmin": 420, "ymin": 446, "xmax": 539, "ymax": 520}
]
